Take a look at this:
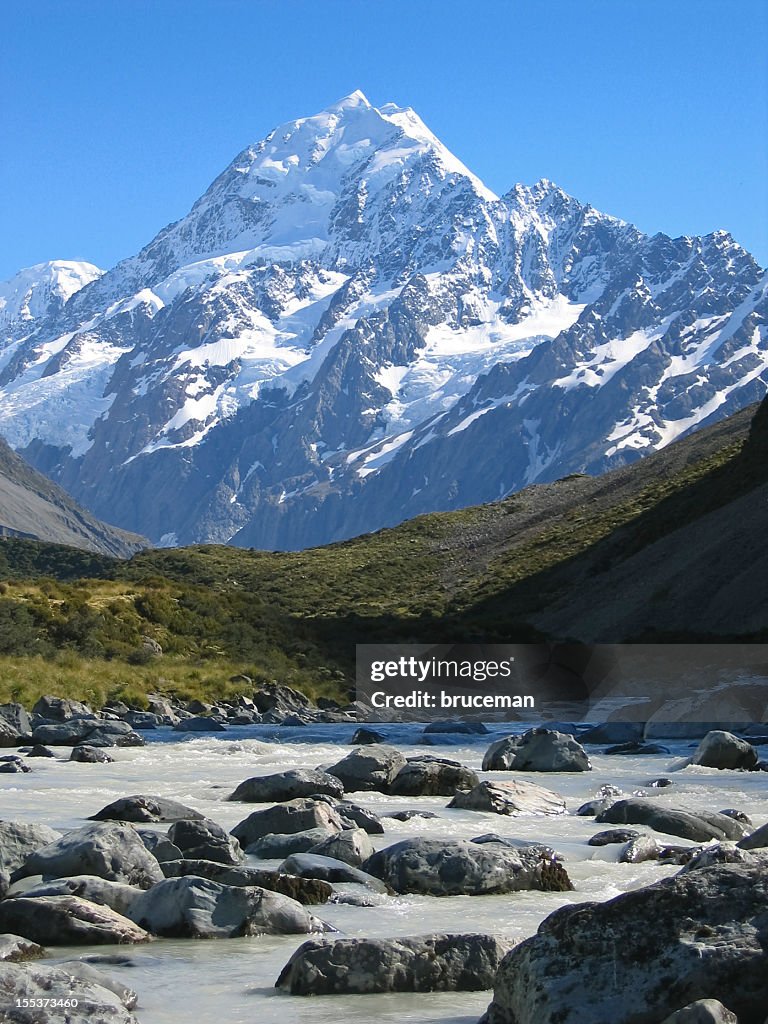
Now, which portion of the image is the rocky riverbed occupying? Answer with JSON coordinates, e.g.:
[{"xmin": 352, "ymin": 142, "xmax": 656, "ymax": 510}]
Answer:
[{"xmin": 1, "ymin": 704, "xmax": 767, "ymax": 1024}]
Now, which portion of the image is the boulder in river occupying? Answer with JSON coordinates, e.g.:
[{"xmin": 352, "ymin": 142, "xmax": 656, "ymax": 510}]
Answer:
[
  {"xmin": 618, "ymin": 835, "xmax": 659, "ymax": 864},
  {"xmin": 448, "ymin": 779, "xmax": 566, "ymax": 817},
  {"xmin": 32, "ymin": 696, "xmax": 93, "ymax": 722},
  {"xmin": 12, "ymin": 875, "xmax": 142, "ymax": 917},
  {"xmin": 482, "ymin": 728, "xmax": 591, "ymax": 772},
  {"xmin": 17, "ymin": 822, "xmax": 164, "ymax": 888},
  {"xmin": 691, "ymin": 731, "xmax": 759, "ymax": 770},
  {"xmin": 595, "ymin": 799, "xmax": 746, "ymax": 843},
  {"xmin": 276, "ymin": 933, "xmax": 512, "ymax": 995},
  {"xmin": 70, "ymin": 745, "xmax": 114, "ymax": 763},
  {"xmin": 389, "ymin": 756, "xmax": 478, "ymax": 797},
  {"xmin": 231, "ymin": 798, "xmax": 346, "ymax": 847},
  {"xmin": 229, "ymin": 768, "xmax": 344, "ymax": 803},
  {"xmin": 246, "ymin": 828, "xmax": 336, "ymax": 859},
  {"xmin": 325, "ymin": 745, "xmax": 407, "ymax": 793},
  {"xmin": 279, "ymin": 853, "xmax": 389, "ymax": 891},
  {"xmin": 365, "ymin": 838, "xmax": 572, "ymax": 896},
  {"xmin": 578, "ymin": 722, "xmax": 645, "ymax": 744},
  {"xmin": 127, "ymin": 876, "xmax": 327, "ymax": 938},
  {"xmin": 0, "ymin": 961, "xmax": 142, "ymax": 1024},
  {"xmin": 335, "ymin": 800, "xmax": 385, "ymax": 835},
  {"xmin": 587, "ymin": 829, "xmax": 642, "ymax": 847},
  {"xmin": 55, "ymin": 960, "xmax": 138, "ymax": 1011},
  {"xmin": 0, "ymin": 895, "xmax": 150, "ymax": 945},
  {"xmin": 0, "ymin": 822, "xmax": 62, "ymax": 876},
  {"xmin": 350, "ymin": 727, "xmax": 385, "ymax": 744},
  {"xmin": 738, "ymin": 821, "xmax": 768, "ymax": 850},
  {"xmin": 306, "ymin": 828, "xmax": 374, "ymax": 867},
  {"xmin": 160, "ymin": 859, "xmax": 332, "ymax": 903},
  {"xmin": 136, "ymin": 830, "xmax": 183, "ymax": 863},
  {"xmin": 478, "ymin": 862, "xmax": 768, "ymax": 1024},
  {"xmin": 172, "ymin": 716, "xmax": 227, "ymax": 732},
  {"xmin": 0, "ymin": 934, "xmax": 45, "ymax": 962},
  {"xmin": 90, "ymin": 795, "xmax": 204, "ymax": 823},
  {"xmin": 167, "ymin": 818, "xmax": 243, "ymax": 866}
]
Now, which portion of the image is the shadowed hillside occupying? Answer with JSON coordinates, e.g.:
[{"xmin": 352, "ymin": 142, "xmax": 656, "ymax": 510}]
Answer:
[{"xmin": 0, "ymin": 396, "xmax": 765, "ymax": 706}]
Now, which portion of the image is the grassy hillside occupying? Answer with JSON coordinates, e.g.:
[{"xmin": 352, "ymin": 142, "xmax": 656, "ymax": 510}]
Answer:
[{"xmin": 0, "ymin": 397, "xmax": 765, "ymax": 708}]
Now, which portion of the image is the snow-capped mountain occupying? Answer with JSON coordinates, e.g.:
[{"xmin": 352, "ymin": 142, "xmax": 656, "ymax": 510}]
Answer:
[
  {"xmin": 1, "ymin": 91, "xmax": 766, "ymax": 549},
  {"xmin": 0, "ymin": 260, "xmax": 103, "ymax": 345}
]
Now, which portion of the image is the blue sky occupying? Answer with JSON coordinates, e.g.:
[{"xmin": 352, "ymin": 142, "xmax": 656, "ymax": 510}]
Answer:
[{"xmin": 1, "ymin": 0, "xmax": 766, "ymax": 281}]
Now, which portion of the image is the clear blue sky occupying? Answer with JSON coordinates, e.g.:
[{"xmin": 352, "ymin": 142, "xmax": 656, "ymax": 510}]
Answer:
[{"xmin": 1, "ymin": 0, "xmax": 766, "ymax": 281}]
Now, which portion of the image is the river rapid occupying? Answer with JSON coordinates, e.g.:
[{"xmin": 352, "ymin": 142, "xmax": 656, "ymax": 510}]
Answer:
[{"xmin": 2, "ymin": 722, "xmax": 767, "ymax": 1024}]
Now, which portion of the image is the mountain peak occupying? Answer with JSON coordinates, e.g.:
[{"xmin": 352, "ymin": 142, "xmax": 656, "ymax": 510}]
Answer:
[{"xmin": 328, "ymin": 89, "xmax": 371, "ymax": 110}]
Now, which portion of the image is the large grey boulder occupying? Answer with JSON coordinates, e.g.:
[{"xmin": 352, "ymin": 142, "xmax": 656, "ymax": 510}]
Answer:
[
  {"xmin": 279, "ymin": 854, "xmax": 388, "ymax": 891},
  {"xmin": 448, "ymin": 779, "xmax": 566, "ymax": 816},
  {"xmin": 229, "ymin": 768, "xmax": 344, "ymax": 802},
  {"xmin": 90, "ymin": 794, "xmax": 204, "ymax": 823},
  {"xmin": 0, "ymin": 934, "xmax": 45, "ymax": 962},
  {"xmin": 691, "ymin": 731, "xmax": 759, "ymax": 770},
  {"xmin": 595, "ymin": 799, "xmax": 746, "ymax": 842},
  {"xmin": 326, "ymin": 745, "xmax": 407, "ymax": 793},
  {"xmin": 0, "ymin": 718, "xmax": 27, "ymax": 747},
  {"xmin": 307, "ymin": 828, "xmax": 374, "ymax": 867},
  {"xmin": 0, "ymin": 895, "xmax": 150, "ymax": 945},
  {"xmin": 17, "ymin": 822, "xmax": 164, "ymax": 888},
  {"xmin": 136, "ymin": 830, "xmax": 183, "ymax": 863},
  {"xmin": 365, "ymin": 839, "xmax": 572, "ymax": 896},
  {"xmin": 70, "ymin": 745, "xmax": 114, "ymax": 763},
  {"xmin": 0, "ymin": 703, "xmax": 32, "ymax": 744},
  {"xmin": 660, "ymin": 1000, "xmax": 738, "ymax": 1023},
  {"xmin": 482, "ymin": 729, "xmax": 591, "ymax": 772},
  {"xmin": 246, "ymin": 828, "xmax": 336, "ymax": 859},
  {"xmin": 0, "ymin": 962, "xmax": 142, "ymax": 1024},
  {"xmin": 159, "ymin": 859, "xmax": 332, "ymax": 904},
  {"xmin": 32, "ymin": 718, "xmax": 143, "ymax": 748},
  {"xmin": 32, "ymin": 696, "xmax": 93, "ymax": 722},
  {"xmin": 167, "ymin": 817, "xmax": 243, "ymax": 866},
  {"xmin": 389, "ymin": 756, "xmax": 478, "ymax": 797},
  {"xmin": 56, "ymin": 961, "xmax": 138, "ymax": 1011},
  {"xmin": 0, "ymin": 822, "xmax": 62, "ymax": 875},
  {"xmin": 335, "ymin": 800, "xmax": 385, "ymax": 834},
  {"xmin": 578, "ymin": 722, "xmax": 645, "ymax": 745},
  {"xmin": 276, "ymin": 933, "xmax": 512, "ymax": 995},
  {"xmin": 172, "ymin": 716, "xmax": 226, "ymax": 732},
  {"xmin": 13, "ymin": 875, "xmax": 143, "ymax": 917},
  {"xmin": 231, "ymin": 798, "xmax": 345, "ymax": 847},
  {"xmin": 738, "ymin": 821, "xmax": 768, "ymax": 850},
  {"xmin": 479, "ymin": 863, "xmax": 768, "ymax": 1024},
  {"xmin": 127, "ymin": 876, "xmax": 327, "ymax": 938}
]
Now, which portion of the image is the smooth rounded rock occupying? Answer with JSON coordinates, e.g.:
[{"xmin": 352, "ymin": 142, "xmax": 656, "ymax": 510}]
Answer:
[
  {"xmin": 90, "ymin": 795, "xmax": 204, "ymax": 824},
  {"xmin": 127, "ymin": 876, "xmax": 327, "ymax": 938},
  {"xmin": 277, "ymin": 933, "xmax": 512, "ymax": 995},
  {"xmin": 0, "ymin": 895, "xmax": 150, "ymax": 945},
  {"xmin": 229, "ymin": 768, "xmax": 344, "ymax": 803},
  {"xmin": 16, "ymin": 822, "xmax": 164, "ymax": 889},
  {"xmin": 365, "ymin": 838, "xmax": 572, "ymax": 896},
  {"xmin": 482, "ymin": 728, "xmax": 591, "ymax": 772}
]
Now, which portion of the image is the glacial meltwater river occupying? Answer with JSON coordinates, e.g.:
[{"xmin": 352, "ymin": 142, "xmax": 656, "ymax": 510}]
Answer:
[{"xmin": 2, "ymin": 722, "xmax": 767, "ymax": 1024}]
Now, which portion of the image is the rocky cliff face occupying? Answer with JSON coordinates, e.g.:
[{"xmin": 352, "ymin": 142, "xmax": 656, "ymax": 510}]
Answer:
[{"xmin": 1, "ymin": 91, "xmax": 765, "ymax": 548}]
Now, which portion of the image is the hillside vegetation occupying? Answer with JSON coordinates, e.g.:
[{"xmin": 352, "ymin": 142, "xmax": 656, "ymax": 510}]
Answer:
[{"xmin": 0, "ymin": 397, "xmax": 765, "ymax": 708}]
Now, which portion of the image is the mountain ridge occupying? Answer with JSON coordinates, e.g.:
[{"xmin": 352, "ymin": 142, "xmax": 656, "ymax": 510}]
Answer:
[
  {"xmin": 0, "ymin": 434, "xmax": 146, "ymax": 556},
  {"xmin": 1, "ymin": 92, "xmax": 765, "ymax": 549}
]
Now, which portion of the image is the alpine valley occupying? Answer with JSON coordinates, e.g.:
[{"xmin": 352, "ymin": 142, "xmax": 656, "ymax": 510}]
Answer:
[{"xmin": 1, "ymin": 91, "xmax": 766, "ymax": 550}]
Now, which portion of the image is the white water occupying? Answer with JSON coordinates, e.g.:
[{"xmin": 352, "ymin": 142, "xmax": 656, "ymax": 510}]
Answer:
[{"xmin": 2, "ymin": 722, "xmax": 767, "ymax": 1024}]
